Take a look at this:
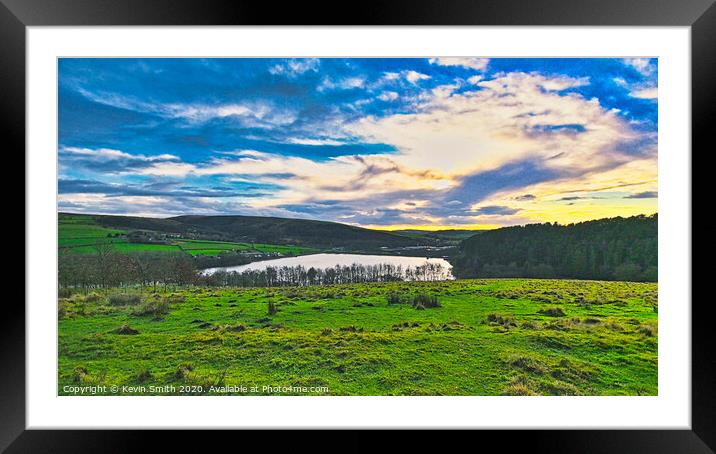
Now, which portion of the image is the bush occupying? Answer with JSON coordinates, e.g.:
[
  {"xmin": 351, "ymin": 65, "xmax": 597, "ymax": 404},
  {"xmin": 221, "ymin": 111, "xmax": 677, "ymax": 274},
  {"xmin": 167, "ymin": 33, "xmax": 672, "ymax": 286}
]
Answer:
[
  {"xmin": 387, "ymin": 291, "xmax": 403, "ymax": 305},
  {"xmin": 539, "ymin": 307, "xmax": 566, "ymax": 317},
  {"xmin": 508, "ymin": 355, "xmax": 547, "ymax": 375},
  {"xmin": 132, "ymin": 298, "xmax": 170, "ymax": 317},
  {"xmin": 267, "ymin": 300, "xmax": 278, "ymax": 315},
  {"xmin": 486, "ymin": 313, "xmax": 517, "ymax": 327},
  {"xmin": 84, "ymin": 292, "xmax": 102, "ymax": 303},
  {"xmin": 167, "ymin": 294, "xmax": 185, "ymax": 304},
  {"xmin": 224, "ymin": 324, "xmax": 247, "ymax": 332},
  {"xmin": 503, "ymin": 382, "xmax": 537, "ymax": 396},
  {"xmin": 411, "ymin": 293, "xmax": 440, "ymax": 309},
  {"xmin": 114, "ymin": 324, "xmax": 139, "ymax": 335},
  {"xmin": 73, "ymin": 366, "xmax": 89, "ymax": 383},
  {"xmin": 637, "ymin": 325, "xmax": 655, "ymax": 337},
  {"xmin": 174, "ymin": 363, "xmax": 194, "ymax": 380},
  {"xmin": 58, "ymin": 300, "xmax": 68, "ymax": 320},
  {"xmin": 502, "ymin": 377, "xmax": 538, "ymax": 396},
  {"xmin": 136, "ymin": 368, "xmax": 153, "ymax": 383},
  {"xmin": 108, "ymin": 293, "xmax": 141, "ymax": 306},
  {"xmin": 58, "ymin": 288, "xmax": 74, "ymax": 298}
]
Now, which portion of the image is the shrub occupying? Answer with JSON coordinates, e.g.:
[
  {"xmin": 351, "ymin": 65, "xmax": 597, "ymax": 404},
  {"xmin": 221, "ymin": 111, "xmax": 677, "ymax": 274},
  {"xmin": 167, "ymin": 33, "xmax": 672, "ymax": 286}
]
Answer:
[
  {"xmin": 136, "ymin": 368, "xmax": 153, "ymax": 383},
  {"xmin": 508, "ymin": 355, "xmax": 547, "ymax": 375},
  {"xmin": 73, "ymin": 366, "xmax": 89, "ymax": 383},
  {"xmin": 174, "ymin": 363, "xmax": 194, "ymax": 380},
  {"xmin": 387, "ymin": 291, "xmax": 403, "ymax": 305},
  {"xmin": 339, "ymin": 325, "xmax": 363, "ymax": 332},
  {"xmin": 108, "ymin": 293, "xmax": 141, "ymax": 306},
  {"xmin": 503, "ymin": 382, "xmax": 537, "ymax": 396},
  {"xmin": 84, "ymin": 292, "xmax": 102, "ymax": 303},
  {"xmin": 637, "ymin": 325, "xmax": 655, "ymax": 337},
  {"xmin": 132, "ymin": 298, "xmax": 170, "ymax": 318},
  {"xmin": 267, "ymin": 300, "xmax": 278, "ymax": 316},
  {"xmin": 604, "ymin": 321, "xmax": 624, "ymax": 332},
  {"xmin": 58, "ymin": 300, "xmax": 68, "ymax": 320},
  {"xmin": 167, "ymin": 294, "xmax": 185, "ymax": 304},
  {"xmin": 411, "ymin": 293, "xmax": 440, "ymax": 309},
  {"xmin": 225, "ymin": 324, "xmax": 247, "ymax": 332},
  {"xmin": 58, "ymin": 288, "xmax": 74, "ymax": 298},
  {"xmin": 502, "ymin": 377, "xmax": 538, "ymax": 396},
  {"xmin": 486, "ymin": 313, "xmax": 517, "ymax": 327},
  {"xmin": 539, "ymin": 307, "xmax": 566, "ymax": 317},
  {"xmin": 114, "ymin": 324, "xmax": 139, "ymax": 335}
]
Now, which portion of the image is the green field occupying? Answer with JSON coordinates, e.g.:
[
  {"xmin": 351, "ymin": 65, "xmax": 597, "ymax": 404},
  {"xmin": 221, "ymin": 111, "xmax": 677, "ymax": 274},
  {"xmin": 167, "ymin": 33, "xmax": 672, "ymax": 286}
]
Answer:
[
  {"xmin": 58, "ymin": 215, "xmax": 126, "ymax": 248},
  {"xmin": 175, "ymin": 239, "xmax": 254, "ymax": 256},
  {"xmin": 58, "ymin": 279, "xmax": 657, "ymax": 396},
  {"xmin": 59, "ymin": 215, "xmax": 317, "ymax": 257}
]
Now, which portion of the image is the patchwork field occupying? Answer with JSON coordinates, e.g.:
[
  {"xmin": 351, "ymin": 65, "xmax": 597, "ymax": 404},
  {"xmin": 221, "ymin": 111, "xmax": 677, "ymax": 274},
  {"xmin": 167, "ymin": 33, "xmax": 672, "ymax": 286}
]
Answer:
[
  {"xmin": 58, "ymin": 279, "xmax": 658, "ymax": 396},
  {"xmin": 58, "ymin": 214, "xmax": 316, "ymax": 257}
]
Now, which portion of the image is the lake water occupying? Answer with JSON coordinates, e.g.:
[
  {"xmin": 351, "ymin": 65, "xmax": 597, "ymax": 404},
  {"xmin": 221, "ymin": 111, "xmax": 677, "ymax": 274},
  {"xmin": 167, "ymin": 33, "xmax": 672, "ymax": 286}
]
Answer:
[{"xmin": 202, "ymin": 253, "xmax": 453, "ymax": 280}]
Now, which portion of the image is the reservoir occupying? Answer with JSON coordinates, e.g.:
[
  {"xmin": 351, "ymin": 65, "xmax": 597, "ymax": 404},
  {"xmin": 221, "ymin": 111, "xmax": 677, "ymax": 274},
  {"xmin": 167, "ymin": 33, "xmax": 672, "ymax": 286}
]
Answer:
[{"xmin": 202, "ymin": 253, "xmax": 453, "ymax": 280}]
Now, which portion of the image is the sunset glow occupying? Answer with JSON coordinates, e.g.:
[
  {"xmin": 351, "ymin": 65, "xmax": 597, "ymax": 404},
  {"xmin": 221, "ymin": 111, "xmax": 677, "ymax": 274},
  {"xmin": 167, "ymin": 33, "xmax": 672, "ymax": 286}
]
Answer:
[{"xmin": 59, "ymin": 58, "xmax": 657, "ymax": 229}]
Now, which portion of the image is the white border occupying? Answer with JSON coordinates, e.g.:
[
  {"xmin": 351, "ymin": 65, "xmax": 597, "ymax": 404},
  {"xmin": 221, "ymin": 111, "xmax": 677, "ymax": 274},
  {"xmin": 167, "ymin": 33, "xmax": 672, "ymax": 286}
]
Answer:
[{"xmin": 27, "ymin": 26, "xmax": 691, "ymax": 429}]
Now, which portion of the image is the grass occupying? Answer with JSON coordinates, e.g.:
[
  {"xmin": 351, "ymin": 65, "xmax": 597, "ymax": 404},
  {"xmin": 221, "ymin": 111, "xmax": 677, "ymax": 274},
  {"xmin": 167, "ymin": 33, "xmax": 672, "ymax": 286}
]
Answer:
[
  {"xmin": 175, "ymin": 239, "xmax": 254, "ymax": 256},
  {"xmin": 59, "ymin": 216, "xmax": 317, "ymax": 256},
  {"xmin": 57, "ymin": 279, "xmax": 657, "ymax": 396}
]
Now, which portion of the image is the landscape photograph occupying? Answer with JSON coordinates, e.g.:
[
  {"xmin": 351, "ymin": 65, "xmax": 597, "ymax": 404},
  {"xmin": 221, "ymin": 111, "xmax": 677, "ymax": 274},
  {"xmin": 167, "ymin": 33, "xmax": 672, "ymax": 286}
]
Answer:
[{"xmin": 57, "ymin": 57, "xmax": 658, "ymax": 396}]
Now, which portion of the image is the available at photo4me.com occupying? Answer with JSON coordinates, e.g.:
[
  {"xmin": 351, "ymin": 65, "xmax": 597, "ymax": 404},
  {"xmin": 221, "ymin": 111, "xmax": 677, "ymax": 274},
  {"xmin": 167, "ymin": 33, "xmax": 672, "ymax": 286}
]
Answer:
[{"xmin": 57, "ymin": 57, "xmax": 658, "ymax": 397}]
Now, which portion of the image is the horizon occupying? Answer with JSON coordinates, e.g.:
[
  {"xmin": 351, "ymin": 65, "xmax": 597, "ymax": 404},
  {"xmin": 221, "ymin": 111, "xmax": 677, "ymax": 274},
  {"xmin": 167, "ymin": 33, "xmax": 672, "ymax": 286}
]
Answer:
[
  {"xmin": 58, "ymin": 210, "xmax": 658, "ymax": 232},
  {"xmin": 58, "ymin": 58, "xmax": 657, "ymax": 229}
]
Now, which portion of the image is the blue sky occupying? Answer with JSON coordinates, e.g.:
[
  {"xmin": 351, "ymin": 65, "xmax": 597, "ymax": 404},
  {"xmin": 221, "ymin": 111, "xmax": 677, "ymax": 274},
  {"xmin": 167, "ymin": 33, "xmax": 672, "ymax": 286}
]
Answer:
[{"xmin": 58, "ymin": 57, "xmax": 658, "ymax": 229}]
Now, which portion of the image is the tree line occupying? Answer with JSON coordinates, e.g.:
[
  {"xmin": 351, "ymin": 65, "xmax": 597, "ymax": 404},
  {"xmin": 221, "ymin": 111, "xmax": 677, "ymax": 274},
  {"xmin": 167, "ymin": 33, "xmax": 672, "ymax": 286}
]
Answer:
[
  {"xmin": 203, "ymin": 262, "xmax": 449, "ymax": 287},
  {"xmin": 58, "ymin": 243, "xmax": 450, "ymax": 290},
  {"xmin": 450, "ymin": 214, "xmax": 657, "ymax": 282},
  {"xmin": 58, "ymin": 245, "xmax": 197, "ymax": 291}
]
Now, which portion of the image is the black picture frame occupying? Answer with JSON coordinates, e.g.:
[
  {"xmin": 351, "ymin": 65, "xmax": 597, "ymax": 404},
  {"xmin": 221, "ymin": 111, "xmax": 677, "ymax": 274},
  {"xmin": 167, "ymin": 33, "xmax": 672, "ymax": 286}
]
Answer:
[{"xmin": 4, "ymin": 0, "xmax": 710, "ymax": 451}]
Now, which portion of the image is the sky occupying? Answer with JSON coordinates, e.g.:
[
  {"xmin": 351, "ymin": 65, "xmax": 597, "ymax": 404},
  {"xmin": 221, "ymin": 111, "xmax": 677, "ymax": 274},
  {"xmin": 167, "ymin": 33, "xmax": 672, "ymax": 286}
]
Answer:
[{"xmin": 58, "ymin": 57, "xmax": 658, "ymax": 230}]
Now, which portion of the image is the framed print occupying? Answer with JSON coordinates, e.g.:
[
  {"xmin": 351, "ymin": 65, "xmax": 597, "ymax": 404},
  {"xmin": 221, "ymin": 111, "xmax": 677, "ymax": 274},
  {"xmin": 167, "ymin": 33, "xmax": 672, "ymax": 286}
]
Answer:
[{"xmin": 5, "ymin": 0, "xmax": 712, "ymax": 451}]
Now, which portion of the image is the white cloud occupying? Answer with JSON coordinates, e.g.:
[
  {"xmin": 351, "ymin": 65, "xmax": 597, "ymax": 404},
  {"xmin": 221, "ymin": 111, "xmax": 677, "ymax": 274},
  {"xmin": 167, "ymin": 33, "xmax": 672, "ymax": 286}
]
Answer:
[
  {"xmin": 429, "ymin": 57, "xmax": 490, "ymax": 71},
  {"xmin": 520, "ymin": 74, "xmax": 589, "ymax": 91},
  {"xmin": 378, "ymin": 91, "xmax": 399, "ymax": 102},
  {"xmin": 623, "ymin": 58, "xmax": 656, "ymax": 76},
  {"xmin": 136, "ymin": 162, "xmax": 198, "ymax": 177},
  {"xmin": 68, "ymin": 70, "xmax": 655, "ymax": 226},
  {"xmin": 286, "ymin": 138, "xmax": 345, "ymax": 146},
  {"xmin": 269, "ymin": 58, "xmax": 320, "ymax": 77},
  {"xmin": 372, "ymin": 70, "xmax": 430, "ymax": 88},
  {"xmin": 75, "ymin": 87, "xmax": 295, "ymax": 126},
  {"xmin": 431, "ymin": 83, "xmax": 460, "ymax": 99},
  {"xmin": 614, "ymin": 76, "xmax": 657, "ymax": 100},
  {"xmin": 405, "ymin": 71, "xmax": 431, "ymax": 84},
  {"xmin": 318, "ymin": 76, "xmax": 366, "ymax": 91},
  {"xmin": 381, "ymin": 72, "xmax": 401, "ymax": 81},
  {"xmin": 348, "ymin": 72, "xmax": 637, "ymax": 176},
  {"xmin": 629, "ymin": 87, "xmax": 658, "ymax": 100},
  {"xmin": 61, "ymin": 147, "xmax": 181, "ymax": 164}
]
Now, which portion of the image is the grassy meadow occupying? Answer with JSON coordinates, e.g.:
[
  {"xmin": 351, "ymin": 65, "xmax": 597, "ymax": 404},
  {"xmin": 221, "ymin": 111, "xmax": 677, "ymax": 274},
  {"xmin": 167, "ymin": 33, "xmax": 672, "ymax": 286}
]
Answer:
[
  {"xmin": 58, "ymin": 214, "xmax": 317, "ymax": 257},
  {"xmin": 58, "ymin": 279, "xmax": 658, "ymax": 396}
]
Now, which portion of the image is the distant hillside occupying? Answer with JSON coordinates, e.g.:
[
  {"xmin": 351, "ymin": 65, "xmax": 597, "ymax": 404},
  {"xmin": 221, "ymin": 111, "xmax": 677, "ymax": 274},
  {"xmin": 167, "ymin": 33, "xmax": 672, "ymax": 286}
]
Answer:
[
  {"xmin": 83, "ymin": 213, "xmax": 433, "ymax": 251},
  {"xmin": 451, "ymin": 214, "xmax": 657, "ymax": 282},
  {"xmin": 393, "ymin": 229, "xmax": 484, "ymax": 242}
]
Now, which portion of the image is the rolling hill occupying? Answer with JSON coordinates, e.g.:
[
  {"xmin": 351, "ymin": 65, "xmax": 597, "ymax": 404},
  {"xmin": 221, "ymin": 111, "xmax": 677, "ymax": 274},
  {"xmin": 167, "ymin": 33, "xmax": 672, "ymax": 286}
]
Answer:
[
  {"xmin": 76, "ymin": 213, "xmax": 435, "ymax": 251},
  {"xmin": 451, "ymin": 214, "xmax": 657, "ymax": 282},
  {"xmin": 392, "ymin": 229, "xmax": 484, "ymax": 242}
]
